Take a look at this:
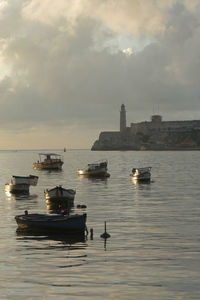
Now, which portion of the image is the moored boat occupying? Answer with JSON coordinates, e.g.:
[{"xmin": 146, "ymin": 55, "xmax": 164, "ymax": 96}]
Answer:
[
  {"xmin": 78, "ymin": 160, "xmax": 110, "ymax": 177},
  {"xmin": 44, "ymin": 185, "xmax": 76, "ymax": 204},
  {"xmin": 130, "ymin": 167, "xmax": 151, "ymax": 182},
  {"xmin": 5, "ymin": 175, "xmax": 38, "ymax": 193},
  {"xmin": 32, "ymin": 153, "xmax": 64, "ymax": 170},
  {"xmin": 15, "ymin": 211, "xmax": 87, "ymax": 233}
]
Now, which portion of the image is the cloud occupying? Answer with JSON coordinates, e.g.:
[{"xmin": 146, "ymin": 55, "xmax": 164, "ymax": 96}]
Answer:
[
  {"xmin": 21, "ymin": 0, "xmax": 176, "ymax": 37},
  {"xmin": 0, "ymin": 0, "xmax": 200, "ymax": 148},
  {"xmin": 123, "ymin": 48, "xmax": 133, "ymax": 55}
]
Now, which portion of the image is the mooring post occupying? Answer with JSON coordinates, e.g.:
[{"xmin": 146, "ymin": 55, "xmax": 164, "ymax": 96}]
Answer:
[{"xmin": 90, "ymin": 228, "xmax": 93, "ymax": 240}]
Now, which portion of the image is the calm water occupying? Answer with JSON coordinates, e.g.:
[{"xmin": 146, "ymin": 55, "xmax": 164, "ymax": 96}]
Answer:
[{"xmin": 0, "ymin": 150, "xmax": 200, "ymax": 299}]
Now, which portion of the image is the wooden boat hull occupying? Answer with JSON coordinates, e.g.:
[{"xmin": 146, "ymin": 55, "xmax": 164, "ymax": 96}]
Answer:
[
  {"xmin": 78, "ymin": 170, "xmax": 110, "ymax": 177},
  {"xmin": 5, "ymin": 183, "xmax": 29, "ymax": 193},
  {"xmin": 15, "ymin": 213, "xmax": 87, "ymax": 232},
  {"xmin": 45, "ymin": 186, "xmax": 76, "ymax": 202},
  {"xmin": 130, "ymin": 174, "xmax": 151, "ymax": 181},
  {"xmin": 78, "ymin": 167, "xmax": 110, "ymax": 177},
  {"xmin": 33, "ymin": 161, "xmax": 63, "ymax": 170}
]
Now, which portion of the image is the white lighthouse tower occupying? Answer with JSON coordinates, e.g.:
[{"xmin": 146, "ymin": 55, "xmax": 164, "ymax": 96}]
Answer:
[{"xmin": 120, "ymin": 104, "xmax": 126, "ymax": 132}]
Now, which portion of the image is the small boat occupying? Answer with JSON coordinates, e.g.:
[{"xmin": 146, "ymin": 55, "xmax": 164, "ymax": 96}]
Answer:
[
  {"xmin": 78, "ymin": 160, "xmax": 110, "ymax": 177},
  {"xmin": 15, "ymin": 211, "xmax": 87, "ymax": 233},
  {"xmin": 44, "ymin": 185, "xmax": 76, "ymax": 203},
  {"xmin": 130, "ymin": 167, "xmax": 151, "ymax": 182},
  {"xmin": 5, "ymin": 175, "xmax": 38, "ymax": 193},
  {"xmin": 32, "ymin": 153, "xmax": 64, "ymax": 170}
]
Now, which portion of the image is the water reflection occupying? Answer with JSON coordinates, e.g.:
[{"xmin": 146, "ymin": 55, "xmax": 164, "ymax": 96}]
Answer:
[
  {"xmin": 2, "ymin": 150, "xmax": 200, "ymax": 299},
  {"xmin": 5, "ymin": 191, "xmax": 38, "ymax": 201},
  {"xmin": 130, "ymin": 177, "xmax": 152, "ymax": 188},
  {"xmin": 78, "ymin": 175, "xmax": 109, "ymax": 184},
  {"xmin": 42, "ymin": 169, "xmax": 63, "ymax": 174},
  {"xmin": 102, "ymin": 237, "xmax": 109, "ymax": 251},
  {"xmin": 46, "ymin": 201, "xmax": 74, "ymax": 214},
  {"xmin": 16, "ymin": 230, "xmax": 87, "ymax": 246}
]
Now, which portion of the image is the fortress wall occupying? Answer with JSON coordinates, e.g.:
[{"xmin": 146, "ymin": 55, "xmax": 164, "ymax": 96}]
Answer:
[
  {"xmin": 99, "ymin": 131, "xmax": 120, "ymax": 138},
  {"xmin": 99, "ymin": 131, "xmax": 121, "ymax": 143},
  {"xmin": 159, "ymin": 120, "xmax": 200, "ymax": 133},
  {"xmin": 162, "ymin": 120, "xmax": 200, "ymax": 127},
  {"xmin": 130, "ymin": 119, "xmax": 200, "ymax": 135},
  {"xmin": 130, "ymin": 122, "xmax": 150, "ymax": 135}
]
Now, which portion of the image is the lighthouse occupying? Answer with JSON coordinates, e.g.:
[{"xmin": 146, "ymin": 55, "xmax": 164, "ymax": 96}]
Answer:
[{"xmin": 120, "ymin": 104, "xmax": 126, "ymax": 132}]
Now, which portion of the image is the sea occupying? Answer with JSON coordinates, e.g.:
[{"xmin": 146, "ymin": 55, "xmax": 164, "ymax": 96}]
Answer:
[{"xmin": 0, "ymin": 149, "xmax": 200, "ymax": 300}]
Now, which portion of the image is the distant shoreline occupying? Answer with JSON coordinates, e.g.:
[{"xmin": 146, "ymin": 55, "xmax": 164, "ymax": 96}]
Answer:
[{"xmin": 0, "ymin": 148, "xmax": 90, "ymax": 152}]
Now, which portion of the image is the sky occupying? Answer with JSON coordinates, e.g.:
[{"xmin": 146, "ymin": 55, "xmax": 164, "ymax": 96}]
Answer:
[{"xmin": 0, "ymin": 0, "xmax": 200, "ymax": 149}]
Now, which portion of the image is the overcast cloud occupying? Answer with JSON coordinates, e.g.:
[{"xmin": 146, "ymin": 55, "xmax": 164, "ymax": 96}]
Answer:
[{"xmin": 0, "ymin": 0, "xmax": 200, "ymax": 149}]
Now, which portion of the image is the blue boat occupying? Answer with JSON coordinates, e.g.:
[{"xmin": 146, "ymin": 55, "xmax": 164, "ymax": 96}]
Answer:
[{"xmin": 15, "ymin": 211, "xmax": 87, "ymax": 233}]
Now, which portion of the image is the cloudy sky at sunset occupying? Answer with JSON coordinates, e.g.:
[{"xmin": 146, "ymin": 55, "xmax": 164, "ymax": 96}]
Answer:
[{"xmin": 0, "ymin": 0, "xmax": 200, "ymax": 149}]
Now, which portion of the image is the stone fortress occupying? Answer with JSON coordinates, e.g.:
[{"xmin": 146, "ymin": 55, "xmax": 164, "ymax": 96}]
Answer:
[{"xmin": 91, "ymin": 104, "xmax": 200, "ymax": 150}]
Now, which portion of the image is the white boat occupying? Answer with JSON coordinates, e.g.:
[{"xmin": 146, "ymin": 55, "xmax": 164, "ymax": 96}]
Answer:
[
  {"xmin": 5, "ymin": 175, "xmax": 39, "ymax": 193},
  {"xmin": 130, "ymin": 167, "xmax": 151, "ymax": 182},
  {"xmin": 32, "ymin": 153, "xmax": 64, "ymax": 170},
  {"xmin": 45, "ymin": 185, "xmax": 76, "ymax": 203},
  {"xmin": 78, "ymin": 160, "xmax": 110, "ymax": 177}
]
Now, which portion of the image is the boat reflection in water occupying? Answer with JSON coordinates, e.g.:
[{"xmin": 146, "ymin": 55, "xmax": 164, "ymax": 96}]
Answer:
[
  {"xmin": 130, "ymin": 175, "xmax": 152, "ymax": 188},
  {"xmin": 130, "ymin": 177, "xmax": 152, "ymax": 185},
  {"xmin": 78, "ymin": 175, "xmax": 109, "ymax": 185},
  {"xmin": 5, "ymin": 191, "xmax": 38, "ymax": 201},
  {"xmin": 46, "ymin": 201, "xmax": 74, "ymax": 214},
  {"xmin": 16, "ymin": 230, "xmax": 88, "ymax": 270},
  {"xmin": 16, "ymin": 230, "xmax": 87, "ymax": 246}
]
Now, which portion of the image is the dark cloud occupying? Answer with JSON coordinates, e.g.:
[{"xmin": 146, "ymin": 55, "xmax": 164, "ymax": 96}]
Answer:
[{"xmin": 0, "ymin": 0, "xmax": 200, "ymax": 148}]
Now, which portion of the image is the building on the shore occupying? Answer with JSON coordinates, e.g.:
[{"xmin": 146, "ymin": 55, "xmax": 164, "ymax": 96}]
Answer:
[{"xmin": 91, "ymin": 104, "xmax": 200, "ymax": 150}]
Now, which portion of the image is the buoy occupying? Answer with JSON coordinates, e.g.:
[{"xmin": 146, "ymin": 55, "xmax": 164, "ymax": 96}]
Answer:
[{"xmin": 100, "ymin": 221, "xmax": 110, "ymax": 239}]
